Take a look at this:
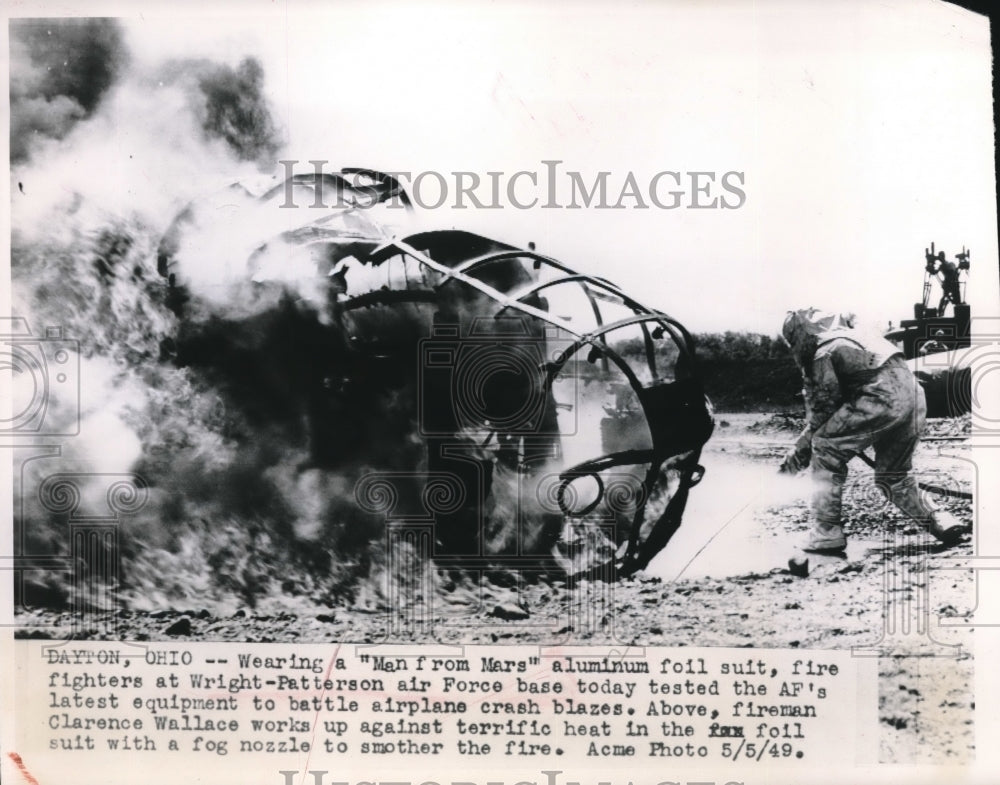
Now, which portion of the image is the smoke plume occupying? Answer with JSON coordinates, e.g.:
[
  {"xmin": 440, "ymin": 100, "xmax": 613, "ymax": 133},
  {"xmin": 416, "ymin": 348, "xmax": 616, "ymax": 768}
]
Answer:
[
  {"xmin": 10, "ymin": 18, "xmax": 128, "ymax": 163},
  {"xmin": 9, "ymin": 20, "xmax": 305, "ymax": 613},
  {"xmin": 194, "ymin": 57, "xmax": 282, "ymax": 165}
]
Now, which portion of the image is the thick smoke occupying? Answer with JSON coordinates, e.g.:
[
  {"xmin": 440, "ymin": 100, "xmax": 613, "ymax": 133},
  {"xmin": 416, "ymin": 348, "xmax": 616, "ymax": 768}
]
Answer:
[
  {"xmin": 194, "ymin": 57, "xmax": 282, "ymax": 165},
  {"xmin": 9, "ymin": 21, "xmax": 304, "ymax": 613},
  {"xmin": 9, "ymin": 22, "xmax": 446, "ymax": 616},
  {"xmin": 11, "ymin": 20, "xmax": 689, "ymax": 620},
  {"xmin": 150, "ymin": 55, "xmax": 283, "ymax": 168},
  {"xmin": 11, "ymin": 20, "xmax": 279, "ymax": 169},
  {"xmin": 10, "ymin": 18, "xmax": 128, "ymax": 163}
]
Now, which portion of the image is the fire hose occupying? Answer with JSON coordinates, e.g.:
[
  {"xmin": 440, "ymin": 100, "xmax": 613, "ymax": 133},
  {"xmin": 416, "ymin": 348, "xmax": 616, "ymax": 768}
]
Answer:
[
  {"xmin": 776, "ymin": 437, "xmax": 972, "ymax": 500},
  {"xmin": 854, "ymin": 451, "xmax": 972, "ymax": 500}
]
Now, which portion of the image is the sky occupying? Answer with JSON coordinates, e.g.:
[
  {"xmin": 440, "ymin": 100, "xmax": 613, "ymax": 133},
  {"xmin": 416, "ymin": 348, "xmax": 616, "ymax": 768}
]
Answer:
[{"xmin": 7, "ymin": 0, "xmax": 999, "ymax": 335}]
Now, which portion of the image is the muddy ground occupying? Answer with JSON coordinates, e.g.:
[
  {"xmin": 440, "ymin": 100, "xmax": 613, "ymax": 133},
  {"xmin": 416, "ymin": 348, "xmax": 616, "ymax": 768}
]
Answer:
[{"xmin": 17, "ymin": 413, "xmax": 976, "ymax": 763}]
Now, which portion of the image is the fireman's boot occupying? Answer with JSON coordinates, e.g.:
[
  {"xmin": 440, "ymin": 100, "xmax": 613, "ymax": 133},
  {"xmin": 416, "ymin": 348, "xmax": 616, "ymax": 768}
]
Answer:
[
  {"xmin": 803, "ymin": 466, "xmax": 847, "ymax": 553},
  {"xmin": 805, "ymin": 520, "xmax": 847, "ymax": 552},
  {"xmin": 886, "ymin": 476, "xmax": 965, "ymax": 546}
]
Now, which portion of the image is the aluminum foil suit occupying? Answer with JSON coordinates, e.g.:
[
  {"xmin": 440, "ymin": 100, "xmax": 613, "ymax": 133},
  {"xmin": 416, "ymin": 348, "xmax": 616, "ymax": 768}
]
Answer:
[{"xmin": 157, "ymin": 168, "xmax": 715, "ymax": 579}]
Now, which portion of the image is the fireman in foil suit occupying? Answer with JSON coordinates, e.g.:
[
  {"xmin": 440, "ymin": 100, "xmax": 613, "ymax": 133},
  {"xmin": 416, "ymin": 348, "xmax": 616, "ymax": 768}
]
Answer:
[{"xmin": 779, "ymin": 308, "xmax": 965, "ymax": 552}]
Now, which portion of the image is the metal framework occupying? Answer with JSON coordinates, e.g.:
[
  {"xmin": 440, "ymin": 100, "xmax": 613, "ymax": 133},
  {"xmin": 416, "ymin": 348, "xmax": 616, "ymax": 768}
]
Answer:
[{"xmin": 352, "ymin": 227, "xmax": 713, "ymax": 576}]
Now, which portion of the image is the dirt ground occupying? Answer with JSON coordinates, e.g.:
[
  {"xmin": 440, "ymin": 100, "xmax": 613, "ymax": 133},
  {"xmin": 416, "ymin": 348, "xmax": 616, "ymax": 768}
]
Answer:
[{"xmin": 17, "ymin": 412, "xmax": 976, "ymax": 763}]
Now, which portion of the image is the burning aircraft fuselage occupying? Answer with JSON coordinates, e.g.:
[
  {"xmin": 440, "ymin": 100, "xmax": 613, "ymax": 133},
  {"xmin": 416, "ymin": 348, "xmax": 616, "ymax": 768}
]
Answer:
[{"xmin": 158, "ymin": 169, "xmax": 714, "ymax": 578}]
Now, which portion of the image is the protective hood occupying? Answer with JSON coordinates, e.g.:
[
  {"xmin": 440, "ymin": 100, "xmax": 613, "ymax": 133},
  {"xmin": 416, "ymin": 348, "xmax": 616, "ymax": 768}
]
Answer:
[{"xmin": 781, "ymin": 308, "xmax": 855, "ymax": 366}]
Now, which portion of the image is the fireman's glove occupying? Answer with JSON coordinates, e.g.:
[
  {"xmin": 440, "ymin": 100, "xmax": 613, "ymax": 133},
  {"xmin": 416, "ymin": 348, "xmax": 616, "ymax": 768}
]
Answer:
[
  {"xmin": 779, "ymin": 434, "xmax": 812, "ymax": 476},
  {"xmin": 779, "ymin": 451, "xmax": 807, "ymax": 475}
]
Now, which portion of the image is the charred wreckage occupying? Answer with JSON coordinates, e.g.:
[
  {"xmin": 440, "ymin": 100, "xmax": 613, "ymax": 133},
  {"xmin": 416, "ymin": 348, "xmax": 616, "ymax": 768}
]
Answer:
[{"xmin": 157, "ymin": 167, "xmax": 715, "ymax": 580}]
